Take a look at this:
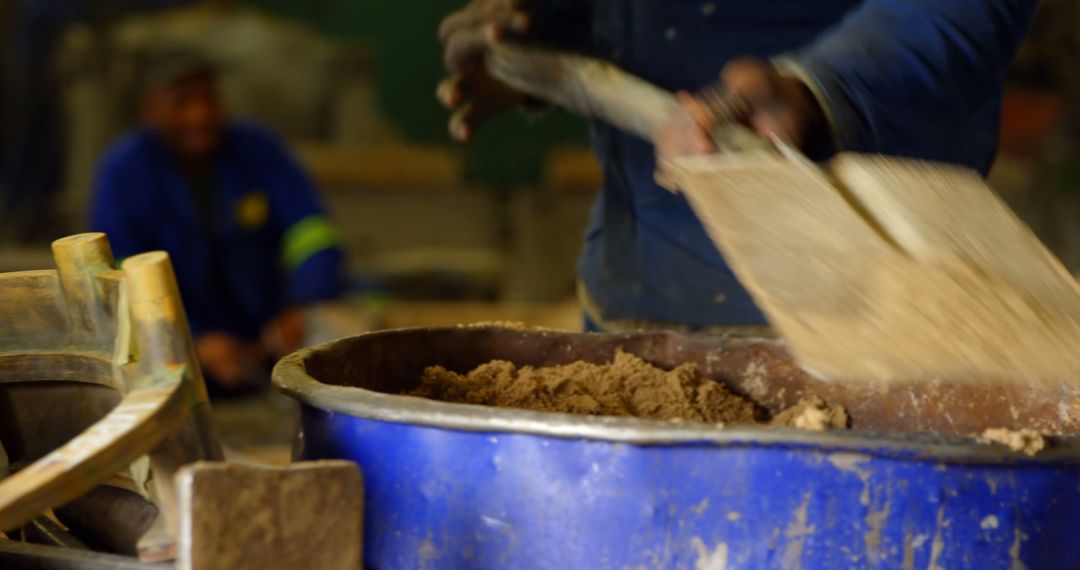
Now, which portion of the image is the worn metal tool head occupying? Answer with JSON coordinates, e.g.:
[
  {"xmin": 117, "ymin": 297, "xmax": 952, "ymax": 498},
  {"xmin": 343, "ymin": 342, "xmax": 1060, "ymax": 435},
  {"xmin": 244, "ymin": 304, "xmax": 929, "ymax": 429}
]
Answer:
[{"xmin": 662, "ymin": 150, "xmax": 1080, "ymax": 386}]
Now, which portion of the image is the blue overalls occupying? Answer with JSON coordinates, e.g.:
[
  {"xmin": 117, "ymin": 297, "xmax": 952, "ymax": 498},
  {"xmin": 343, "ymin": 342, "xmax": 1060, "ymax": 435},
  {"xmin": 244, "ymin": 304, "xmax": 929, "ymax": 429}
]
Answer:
[
  {"xmin": 90, "ymin": 121, "xmax": 345, "ymax": 342},
  {"xmin": 532, "ymin": 0, "xmax": 1037, "ymax": 330}
]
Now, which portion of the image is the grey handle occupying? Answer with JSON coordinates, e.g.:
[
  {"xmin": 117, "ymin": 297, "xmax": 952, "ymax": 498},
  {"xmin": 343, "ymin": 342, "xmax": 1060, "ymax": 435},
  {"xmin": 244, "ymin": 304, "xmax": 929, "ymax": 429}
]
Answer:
[{"xmin": 487, "ymin": 42, "xmax": 769, "ymax": 152}]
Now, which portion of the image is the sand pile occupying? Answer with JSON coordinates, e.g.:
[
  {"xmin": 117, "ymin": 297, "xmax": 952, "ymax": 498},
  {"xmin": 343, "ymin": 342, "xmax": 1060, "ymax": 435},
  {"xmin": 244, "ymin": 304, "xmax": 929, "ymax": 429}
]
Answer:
[{"xmin": 409, "ymin": 349, "xmax": 847, "ymax": 429}]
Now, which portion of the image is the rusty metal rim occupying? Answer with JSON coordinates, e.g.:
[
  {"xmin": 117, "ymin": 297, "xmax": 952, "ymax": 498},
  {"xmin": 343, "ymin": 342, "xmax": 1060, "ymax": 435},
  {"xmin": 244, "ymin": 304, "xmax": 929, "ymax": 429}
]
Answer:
[
  {"xmin": 273, "ymin": 330, "xmax": 1080, "ymax": 466},
  {"xmin": 0, "ymin": 352, "xmax": 118, "ymax": 388}
]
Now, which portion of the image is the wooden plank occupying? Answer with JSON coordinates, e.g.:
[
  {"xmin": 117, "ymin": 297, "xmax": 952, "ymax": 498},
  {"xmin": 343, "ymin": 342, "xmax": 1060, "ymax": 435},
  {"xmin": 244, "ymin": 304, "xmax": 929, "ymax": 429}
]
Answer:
[
  {"xmin": 0, "ymin": 353, "xmax": 115, "ymax": 387},
  {"xmin": 120, "ymin": 251, "xmax": 224, "ymax": 561},
  {"xmin": 0, "ymin": 270, "xmax": 67, "ymax": 350},
  {"xmin": 177, "ymin": 461, "xmax": 363, "ymax": 570},
  {"xmin": 52, "ymin": 233, "xmax": 116, "ymax": 350}
]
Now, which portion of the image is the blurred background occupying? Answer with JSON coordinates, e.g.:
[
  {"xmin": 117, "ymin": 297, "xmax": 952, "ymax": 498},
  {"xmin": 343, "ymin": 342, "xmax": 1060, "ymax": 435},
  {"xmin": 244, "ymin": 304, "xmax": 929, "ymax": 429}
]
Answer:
[{"xmin": 0, "ymin": 0, "xmax": 1076, "ymax": 332}]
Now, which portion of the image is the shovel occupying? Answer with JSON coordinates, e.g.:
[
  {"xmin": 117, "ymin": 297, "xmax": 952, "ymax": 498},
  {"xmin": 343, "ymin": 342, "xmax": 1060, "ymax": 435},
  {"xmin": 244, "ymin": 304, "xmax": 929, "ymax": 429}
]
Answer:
[{"xmin": 487, "ymin": 43, "xmax": 1080, "ymax": 386}]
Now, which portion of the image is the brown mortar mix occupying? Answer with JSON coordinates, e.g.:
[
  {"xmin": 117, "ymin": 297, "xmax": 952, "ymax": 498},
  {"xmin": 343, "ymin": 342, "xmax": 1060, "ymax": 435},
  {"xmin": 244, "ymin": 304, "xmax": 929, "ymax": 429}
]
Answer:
[{"xmin": 409, "ymin": 349, "xmax": 849, "ymax": 430}]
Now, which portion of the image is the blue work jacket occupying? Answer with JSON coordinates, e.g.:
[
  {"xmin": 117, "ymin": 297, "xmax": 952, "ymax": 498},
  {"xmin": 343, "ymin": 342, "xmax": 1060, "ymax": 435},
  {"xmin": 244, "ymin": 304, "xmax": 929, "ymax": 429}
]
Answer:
[
  {"xmin": 90, "ymin": 122, "xmax": 345, "ymax": 341},
  {"xmin": 534, "ymin": 0, "xmax": 1037, "ymax": 328}
]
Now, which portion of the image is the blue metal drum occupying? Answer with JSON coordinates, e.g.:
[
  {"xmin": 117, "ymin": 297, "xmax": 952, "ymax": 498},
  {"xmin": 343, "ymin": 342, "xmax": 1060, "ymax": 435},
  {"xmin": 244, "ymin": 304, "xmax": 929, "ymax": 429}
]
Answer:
[{"xmin": 273, "ymin": 327, "xmax": 1080, "ymax": 569}]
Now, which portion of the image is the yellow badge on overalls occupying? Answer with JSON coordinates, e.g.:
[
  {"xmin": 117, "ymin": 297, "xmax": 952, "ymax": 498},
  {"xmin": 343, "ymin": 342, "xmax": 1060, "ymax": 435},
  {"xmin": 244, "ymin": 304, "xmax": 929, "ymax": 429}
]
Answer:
[{"xmin": 235, "ymin": 191, "xmax": 269, "ymax": 229}]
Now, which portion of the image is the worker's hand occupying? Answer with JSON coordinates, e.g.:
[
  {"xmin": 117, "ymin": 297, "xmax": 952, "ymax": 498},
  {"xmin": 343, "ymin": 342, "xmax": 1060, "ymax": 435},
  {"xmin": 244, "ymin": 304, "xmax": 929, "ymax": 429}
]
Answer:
[
  {"xmin": 656, "ymin": 100, "xmax": 716, "ymax": 161},
  {"xmin": 262, "ymin": 307, "xmax": 305, "ymax": 359},
  {"xmin": 721, "ymin": 58, "xmax": 829, "ymax": 149},
  {"xmin": 437, "ymin": 0, "xmax": 530, "ymax": 141},
  {"xmin": 195, "ymin": 333, "xmax": 263, "ymax": 389},
  {"xmin": 656, "ymin": 58, "xmax": 830, "ymax": 159}
]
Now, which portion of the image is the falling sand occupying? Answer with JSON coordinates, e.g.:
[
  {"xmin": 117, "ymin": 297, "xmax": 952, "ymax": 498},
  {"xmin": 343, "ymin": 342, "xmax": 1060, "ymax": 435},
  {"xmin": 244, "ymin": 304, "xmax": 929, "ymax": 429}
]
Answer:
[{"xmin": 409, "ymin": 349, "xmax": 848, "ymax": 429}]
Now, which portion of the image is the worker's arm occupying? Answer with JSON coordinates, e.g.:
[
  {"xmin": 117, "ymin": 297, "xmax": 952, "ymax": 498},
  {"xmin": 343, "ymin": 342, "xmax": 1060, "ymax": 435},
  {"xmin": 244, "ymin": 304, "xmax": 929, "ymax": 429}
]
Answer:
[
  {"xmin": 243, "ymin": 126, "xmax": 345, "ymax": 308},
  {"xmin": 661, "ymin": 1, "xmax": 1037, "ymax": 173},
  {"xmin": 240, "ymin": 125, "xmax": 345, "ymax": 357},
  {"xmin": 780, "ymin": 0, "xmax": 1038, "ymax": 172},
  {"xmin": 437, "ymin": 0, "xmax": 593, "ymax": 141}
]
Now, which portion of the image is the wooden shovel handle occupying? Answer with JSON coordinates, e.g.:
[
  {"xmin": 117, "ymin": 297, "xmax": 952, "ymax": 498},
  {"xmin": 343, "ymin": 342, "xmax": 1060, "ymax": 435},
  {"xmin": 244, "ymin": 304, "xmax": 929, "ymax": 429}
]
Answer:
[
  {"xmin": 487, "ymin": 42, "xmax": 680, "ymax": 140},
  {"xmin": 487, "ymin": 42, "xmax": 767, "ymax": 152}
]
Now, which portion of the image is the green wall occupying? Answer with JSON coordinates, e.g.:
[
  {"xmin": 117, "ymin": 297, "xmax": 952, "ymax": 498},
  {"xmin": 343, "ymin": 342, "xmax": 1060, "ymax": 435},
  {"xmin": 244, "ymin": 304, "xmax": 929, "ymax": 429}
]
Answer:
[{"xmin": 246, "ymin": 0, "xmax": 589, "ymax": 186}]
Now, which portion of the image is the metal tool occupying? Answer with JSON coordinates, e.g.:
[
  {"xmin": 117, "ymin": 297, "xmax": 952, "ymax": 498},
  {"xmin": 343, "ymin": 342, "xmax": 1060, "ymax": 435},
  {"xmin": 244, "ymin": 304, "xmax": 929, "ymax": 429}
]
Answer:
[
  {"xmin": 486, "ymin": 42, "xmax": 767, "ymax": 152},
  {"xmin": 487, "ymin": 41, "xmax": 1080, "ymax": 386}
]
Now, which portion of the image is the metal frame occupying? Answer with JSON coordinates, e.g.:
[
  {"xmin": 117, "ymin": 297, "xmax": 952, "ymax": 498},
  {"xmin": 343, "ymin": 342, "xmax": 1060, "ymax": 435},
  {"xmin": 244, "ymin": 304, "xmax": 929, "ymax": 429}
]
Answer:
[
  {"xmin": 275, "ymin": 327, "xmax": 1080, "ymax": 466},
  {"xmin": 0, "ymin": 233, "xmax": 223, "ymax": 561}
]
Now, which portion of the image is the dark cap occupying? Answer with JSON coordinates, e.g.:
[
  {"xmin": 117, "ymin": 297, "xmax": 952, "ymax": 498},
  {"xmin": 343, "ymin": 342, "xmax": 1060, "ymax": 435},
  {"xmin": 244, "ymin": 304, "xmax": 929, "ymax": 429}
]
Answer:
[{"xmin": 137, "ymin": 44, "xmax": 218, "ymax": 94}]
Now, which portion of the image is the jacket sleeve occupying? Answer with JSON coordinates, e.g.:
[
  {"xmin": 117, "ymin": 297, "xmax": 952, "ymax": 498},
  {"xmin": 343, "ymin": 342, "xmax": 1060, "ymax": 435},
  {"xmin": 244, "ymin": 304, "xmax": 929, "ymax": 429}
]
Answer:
[
  {"xmin": 780, "ymin": 0, "xmax": 1037, "ymax": 174},
  {"xmin": 245, "ymin": 127, "xmax": 346, "ymax": 307}
]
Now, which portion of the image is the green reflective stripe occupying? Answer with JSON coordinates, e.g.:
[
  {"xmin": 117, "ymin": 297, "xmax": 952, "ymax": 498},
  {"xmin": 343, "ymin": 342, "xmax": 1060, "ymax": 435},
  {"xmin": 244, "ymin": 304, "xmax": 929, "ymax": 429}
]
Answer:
[{"xmin": 282, "ymin": 215, "xmax": 340, "ymax": 270}]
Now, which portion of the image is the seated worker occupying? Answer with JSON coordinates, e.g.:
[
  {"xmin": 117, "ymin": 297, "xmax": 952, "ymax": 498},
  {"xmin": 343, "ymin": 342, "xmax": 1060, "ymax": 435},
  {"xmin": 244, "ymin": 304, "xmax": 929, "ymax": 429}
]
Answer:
[
  {"xmin": 438, "ymin": 1, "xmax": 1037, "ymax": 333},
  {"xmin": 90, "ymin": 47, "xmax": 345, "ymax": 395}
]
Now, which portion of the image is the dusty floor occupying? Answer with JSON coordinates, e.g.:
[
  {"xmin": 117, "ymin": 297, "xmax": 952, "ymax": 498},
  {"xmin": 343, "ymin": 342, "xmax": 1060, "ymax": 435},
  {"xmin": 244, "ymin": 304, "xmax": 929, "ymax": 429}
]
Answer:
[{"xmin": 212, "ymin": 391, "xmax": 297, "ymax": 467}]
